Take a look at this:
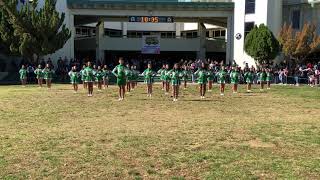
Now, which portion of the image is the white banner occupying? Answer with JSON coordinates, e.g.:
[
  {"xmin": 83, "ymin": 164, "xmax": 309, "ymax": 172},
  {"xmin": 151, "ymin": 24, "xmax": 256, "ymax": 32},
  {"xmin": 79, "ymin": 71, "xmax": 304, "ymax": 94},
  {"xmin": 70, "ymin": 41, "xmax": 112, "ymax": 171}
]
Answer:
[{"xmin": 141, "ymin": 35, "xmax": 160, "ymax": 54}]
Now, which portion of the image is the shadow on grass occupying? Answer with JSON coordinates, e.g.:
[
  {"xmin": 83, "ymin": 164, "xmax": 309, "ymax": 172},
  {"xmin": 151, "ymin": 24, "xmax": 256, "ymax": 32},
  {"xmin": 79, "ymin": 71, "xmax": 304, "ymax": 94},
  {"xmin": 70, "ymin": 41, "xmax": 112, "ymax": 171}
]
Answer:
[{"xmin": 183, "ymin": 99, "xmax": 217, "ymax": 102}]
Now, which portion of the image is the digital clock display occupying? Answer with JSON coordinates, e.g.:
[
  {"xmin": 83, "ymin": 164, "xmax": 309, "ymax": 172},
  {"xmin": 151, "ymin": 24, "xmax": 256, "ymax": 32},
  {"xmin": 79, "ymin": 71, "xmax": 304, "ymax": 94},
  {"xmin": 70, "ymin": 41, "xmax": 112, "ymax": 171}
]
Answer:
[{"xmin": 129, "ymin": 16, "xmax": 174, "ymax": 23}]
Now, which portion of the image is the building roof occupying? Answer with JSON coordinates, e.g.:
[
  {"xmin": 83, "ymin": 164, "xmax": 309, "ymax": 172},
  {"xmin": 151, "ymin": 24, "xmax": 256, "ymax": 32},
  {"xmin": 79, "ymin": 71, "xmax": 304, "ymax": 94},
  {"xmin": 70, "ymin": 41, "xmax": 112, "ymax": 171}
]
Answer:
[{"xmin": 66, "ymin": 0, "xmax": 234, "ymax": 11}]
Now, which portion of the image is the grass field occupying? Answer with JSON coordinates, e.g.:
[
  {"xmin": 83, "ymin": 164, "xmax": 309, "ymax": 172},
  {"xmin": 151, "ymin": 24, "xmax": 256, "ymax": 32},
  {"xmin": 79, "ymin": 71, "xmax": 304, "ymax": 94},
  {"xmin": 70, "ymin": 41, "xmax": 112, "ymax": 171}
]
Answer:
[{"xmin": 0, "ymin": 83, "xmax": 320, "ymax": 179}]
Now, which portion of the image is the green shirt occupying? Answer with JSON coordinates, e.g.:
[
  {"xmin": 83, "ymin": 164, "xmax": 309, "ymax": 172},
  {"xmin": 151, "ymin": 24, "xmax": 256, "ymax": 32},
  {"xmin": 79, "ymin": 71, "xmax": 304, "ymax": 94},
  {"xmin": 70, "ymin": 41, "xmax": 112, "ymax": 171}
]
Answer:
[
  {"xmin": 207, "ymin": 70, "xmax": 215, "ymax": 81},
  {"xmin": 34, "ymin": 68, "xmax": 44, "ymax": 79},
  {"xmin": 169, "ymin": 69, "xmax": 182, "ymax": 81},
  {"xmin": 69, "ymin": 71, "xmax": 80, "ymax": 83},
  {"xmin": 169, "ymin": 69, "xmax": 182, "ymax": 85},
  {"xmin": 112, "ymin": 64, "xmax": 126, "ymax": 80},
  {"xmin": 43, "ymin": 68, "xmax": 54, "ymax": 80},
  {"xmin": 80, "ymin": 69, "xmax": 87, "ymax": 80},
  {"xmin": 143, "ymin": 68, "xmax": 155, "ymax": 79},
  {"xmin": 256, "ymin": 72, "xmax": 260, "ymax": 81},
  {"xmin": 163, "ymin": 69, "xmax": 171, "ymax": 81},
  {"xmin": 158, "ymin": 68, "xmax": 166, "ymax": 80},
  {"xmin": 83, "ymin": 67, "xmax": 94, "ymax": 82},
  {"xmin": 260, "ymin": 72, "xmax": 267, "ymax": 81},
  {"xmin": 216, "ymin": 70, "xmax": 227, "ymax": 84},
  {"xmin": 244, "ymin": 72, "xmax": 254, "ymax": 83},
  {"xmin": 19, "ymin": 68, "xmax": 27, "ymax": 79},
  {"xmin": 195, "ymin": 69, "xmax": 208, "ymax": 84},
  {"xmin": 230, "ymin": 70, "xmax": 240, "ymax": 84},
  {"xmin": 103, "ymin": 69, "xmax": 110, "ymax": 78},
  {"xmin": 125, "ymin": 68, "xmax": 133, "ymax": 80},
  {"xmin": 94, "ymin": 70, "xmax": 104, "ymax": 81},
  {"xmin": 182, "ymin": 70, "xmax": 190, "ymax": 81},
  {"xmin": 266, "ymin": 72, "xmax": 272, "ymax": 81}
]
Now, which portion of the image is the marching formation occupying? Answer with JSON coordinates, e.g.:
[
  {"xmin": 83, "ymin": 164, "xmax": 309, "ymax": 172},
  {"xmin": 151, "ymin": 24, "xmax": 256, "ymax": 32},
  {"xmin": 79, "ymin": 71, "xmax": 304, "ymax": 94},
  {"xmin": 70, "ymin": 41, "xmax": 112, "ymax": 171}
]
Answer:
[{"xmin": 19, "ymin": 58, "xmax": 276, "ymax": 102}]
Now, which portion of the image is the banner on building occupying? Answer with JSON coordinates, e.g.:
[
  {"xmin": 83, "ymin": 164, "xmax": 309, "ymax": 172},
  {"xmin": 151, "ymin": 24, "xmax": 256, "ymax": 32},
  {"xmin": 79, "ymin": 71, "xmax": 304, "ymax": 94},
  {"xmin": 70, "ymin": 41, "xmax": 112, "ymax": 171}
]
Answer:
[{"xmin": 141, "ymin": 35, "xmax": 160, "ymax": 54}]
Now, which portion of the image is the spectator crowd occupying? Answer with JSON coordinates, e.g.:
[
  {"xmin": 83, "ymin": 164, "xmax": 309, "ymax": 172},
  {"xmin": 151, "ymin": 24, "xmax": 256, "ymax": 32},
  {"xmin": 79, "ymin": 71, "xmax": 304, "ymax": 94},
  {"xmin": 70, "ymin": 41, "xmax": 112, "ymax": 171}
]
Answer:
[{"xmin": 19, "ymin": 56, "xmax": 320, "ymax": 87}]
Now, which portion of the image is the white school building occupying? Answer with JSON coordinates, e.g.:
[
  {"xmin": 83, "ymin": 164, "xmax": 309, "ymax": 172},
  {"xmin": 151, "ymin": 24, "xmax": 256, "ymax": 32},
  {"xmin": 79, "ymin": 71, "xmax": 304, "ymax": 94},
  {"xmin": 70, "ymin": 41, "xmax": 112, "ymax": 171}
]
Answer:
[{"xmin": 4, "ymin": 0, "xmax": 320, "ymax": 69}]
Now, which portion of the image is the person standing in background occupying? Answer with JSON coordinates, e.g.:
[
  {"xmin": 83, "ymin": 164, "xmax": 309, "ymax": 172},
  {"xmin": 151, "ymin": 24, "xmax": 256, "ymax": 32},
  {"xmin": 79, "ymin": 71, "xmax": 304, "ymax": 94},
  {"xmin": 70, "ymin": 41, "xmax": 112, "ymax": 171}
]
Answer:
[
  {"xmin": 94, "ymin": 66, "xmax": 104, "ymax": 92},
  {"xmin": 216, "ymin": 66, "xmax": 227, "ymax": 96},
  {"xmin": 34, "ymin": 65, "xmax": 44, "ymax": 88},
  {"xmin": 244, "ymin": 68, "xmax": 254, "ymax": 93},
  {"xmin": 194, "ymin": 62, "xmax": 208, "ymax": 99},
  {"xmin": 230, "ymin": 66, "xmax": 240, "ymax": 94},
  {"xmin": 112, "ymin": 58, "xmax": 127, "ymax": 101},
  {"xmin": 80, "ymin": 65, "xmax": 87, "ymax": 89},
  {"xmin": 169, "ymin": 63, "xmax": 183, "ymax": 102},
  {"xmin": 43, "ymin": 64, "xmax": 55, "ymax": 89},
  {"xmin": 19, "ymin": 65, "xmax": 27, "ymax": 87},
  {"xmin": 68, "ymin": 65, "xmax": 80, "ymax": 93},
  {"xmin": 84, "ymin": 62, "xmax": 95, "ymax": 97},
  {"xmin": 142, "ymin": 63, "xmax": 156, "ymax": 98}
]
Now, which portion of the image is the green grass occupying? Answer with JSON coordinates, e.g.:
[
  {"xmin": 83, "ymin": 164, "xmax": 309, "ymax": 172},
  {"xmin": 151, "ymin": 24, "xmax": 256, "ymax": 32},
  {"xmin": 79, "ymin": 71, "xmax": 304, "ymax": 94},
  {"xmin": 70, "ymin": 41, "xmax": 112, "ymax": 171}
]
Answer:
[{"xmin": 0, "ymin": 84, "xmax": 320, "ymax": 179}]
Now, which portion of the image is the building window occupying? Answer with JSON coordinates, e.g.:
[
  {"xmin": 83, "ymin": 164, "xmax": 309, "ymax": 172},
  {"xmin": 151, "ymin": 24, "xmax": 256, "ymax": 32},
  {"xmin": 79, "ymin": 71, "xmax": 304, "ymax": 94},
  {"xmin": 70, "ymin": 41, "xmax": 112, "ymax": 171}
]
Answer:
[
  {"xmin": 143, "ymin": 32, "xmax": 151, "ymax": 36},
  {"xmin": 76, "ymin": 28, "xmax": 81, "ymax": 35},
  {"xmin": 136, "ymin": 32, "xmax": 142, "ymax": 38},
  {"xmin": 105, "ymin": 29, "xmax": 122, "ymax": 37},
  {"xmin": 245, "ymin": 22, "xmax": 255, "ymax": 37},
  {"xmin": 245, "ymin": 0, "xmax": 255, "ymax": 14},
  {"xmin": 206, "ymin": 31, "xmax": 210, "ymax": 38},
  {"xmin": 186, "ymin": 32, "xmax": 193, "ymax": 38},
  {"xmin": 127, "ymin": 31, "xmax": 136, "ymax": 38},
  {"xmin": 292, "ymin": 10, "xmax": 301, "ymax": 29},
  {"xmin": 220, "ymin": 30, "xmax": 226, "ymax": 37},
  {"xmin": 81, "ymin": 28, "xmax": 88, "ymax": 36},
  {"xmin": 214, "ymin": 30, "xmax": 221, "ymax": 37},
  {"xmin": 192, "ymin": 31, "xmax": 198, "ymax": 38}
]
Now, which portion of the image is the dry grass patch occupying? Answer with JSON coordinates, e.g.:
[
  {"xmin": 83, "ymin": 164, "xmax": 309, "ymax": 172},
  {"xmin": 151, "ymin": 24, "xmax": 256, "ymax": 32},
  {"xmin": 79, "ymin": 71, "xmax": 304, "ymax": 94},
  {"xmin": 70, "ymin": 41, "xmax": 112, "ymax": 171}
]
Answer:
[{"xmin": 0, "ymin": 84, "xmax": 320, "ymax": 179}]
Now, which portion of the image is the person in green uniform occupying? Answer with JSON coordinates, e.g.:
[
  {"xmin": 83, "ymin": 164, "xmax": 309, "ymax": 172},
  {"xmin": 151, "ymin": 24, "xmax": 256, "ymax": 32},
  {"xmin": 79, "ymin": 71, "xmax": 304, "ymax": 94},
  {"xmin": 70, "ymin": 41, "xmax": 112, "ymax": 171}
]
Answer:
[
  {"xmin": 182, "ymin": 65, "xmax": 190, "ymax": 89},
  {"xmin": 266, "ymin": 68, "xmax": 272, "ymax": 89},
  {"xmin": 169, "ymin": 63, "xmax": 183, "ymax": 101},
  {"xmin": 194, "ymin": 62, "xmax": 208, "ymax": 99},
  {"xmin": 19, "ymin": 65, "xmax": 27, "ymax": 87},
  {"xmin": 142, "ymin": 63, "xmax": 156, "ymax": 98},
  {"xmin": 207, "ymin": 66, "xmax": 215, "ymax": 92},
  {"xmin": 84, "ymin": 61, "xmax": 95, "ymax": 97},
  {"xmin": 94, "ymin": 66, "xmax": 104, "ymax": 92},
  {"xmin": 43, "ymin": 63, "xmax": 54, "ymax": 89},
  {"xmin": 80, "ymin": 65, "xmax": 87, "ymax": 89},
  {"xmin": 68, "ymin": 65, "xmax": 80, "ymax": 93},
  {"xmin": 259, "ymin": 68, "xmax": 267, "ymax": 91},
  {"xmin": 230, "ymin": 66, "xmax": 240, "ymax": 93},
  {"xmin": 216, "ymin": 66, "xmax": 227, "ymax": 96},
  {"xmin": 34, "ymin": 65, "xmax": 44, "ymax": 88},
  {"xmin": 112, "ymin": 58, "xmax": 127, "ymax": 101},
  {"xmin": 157, "ymin": 64, "xmax": 166, "ymax": 90},
  {"xmin": 102, "ymin": 65, "xmax": 110, "ymax": 89},
  {"xmin": 125, "ymin": 64, "xmax": 133, "ymax": 93},
  {"xmin": 244, "ymin": 68, "xmax": 254, "ymax": 92},
  {"xmin": 163, "ymin": 64, "xmax": 171, "ymax": 95}
]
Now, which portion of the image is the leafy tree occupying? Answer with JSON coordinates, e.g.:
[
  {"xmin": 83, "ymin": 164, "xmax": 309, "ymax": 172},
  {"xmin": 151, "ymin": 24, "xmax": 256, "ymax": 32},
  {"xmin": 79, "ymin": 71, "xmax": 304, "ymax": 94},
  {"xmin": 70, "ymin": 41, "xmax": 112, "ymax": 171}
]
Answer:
[
  {"xmin": 244, "ymin": 24, "xmax": 280, "ymax": 65},
  {"xmin": 278, "ymin": 22, "xmax": 320, "ymax": 63},
  {"xmin": 0, "ymin": 0, "xmax": 71, "ymax": 62},
  {"xmin": 0, "ymin": 7, "xmax": 20, "ymax": 55}
]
